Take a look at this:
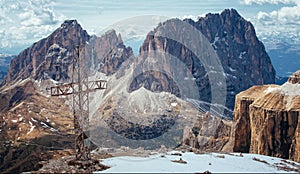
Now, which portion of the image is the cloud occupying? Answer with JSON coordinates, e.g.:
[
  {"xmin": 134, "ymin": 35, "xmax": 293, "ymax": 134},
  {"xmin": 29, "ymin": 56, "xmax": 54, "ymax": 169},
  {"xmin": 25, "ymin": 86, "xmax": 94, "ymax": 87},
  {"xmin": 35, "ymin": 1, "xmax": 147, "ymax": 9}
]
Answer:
[
  {"xmin": 242, "ymin": 0, "xmax": 300, "ymax": 51},
  {"xmin": 256, "ymin": 0, "xmax": 300, "ymax": 26},
  {"xmin": 18, "ymin": 0, "xmax": 60, "ymax": 27},
  {"xmin": 241, "ymin": 0, "xmax": 295, "ymax": 5},
  {"xmin": 0, "ymin": 0, "xmax": 65, "ymax": 54}
]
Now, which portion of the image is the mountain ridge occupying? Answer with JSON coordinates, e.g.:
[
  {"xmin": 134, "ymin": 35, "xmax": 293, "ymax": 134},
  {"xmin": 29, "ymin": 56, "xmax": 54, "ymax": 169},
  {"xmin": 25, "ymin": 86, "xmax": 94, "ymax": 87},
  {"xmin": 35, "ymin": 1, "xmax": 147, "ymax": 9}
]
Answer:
[
  {"xmin": 0, "ymin": 8, "xmax": 292, "ymax": 173},
  {"xmin": 129, "ymin": 8, "xmax": 275, "ymax": 116}
]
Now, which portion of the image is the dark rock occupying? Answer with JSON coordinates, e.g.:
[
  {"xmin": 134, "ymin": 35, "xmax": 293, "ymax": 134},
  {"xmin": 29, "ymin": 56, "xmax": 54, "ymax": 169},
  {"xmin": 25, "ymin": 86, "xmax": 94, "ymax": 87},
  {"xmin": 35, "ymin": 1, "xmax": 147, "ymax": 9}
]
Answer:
[
  {"xmin": 2, "ymin": 21, "xmax": 134, "ymax": 87},
  {"xmin": 3, "ymin": 20, "xmax": 90, "ymax": 85},
  {"xmin": 129, "ymin": 9, "xmax": 276, "ymax": 117},
  {"xmin": 182, "ymin": 113, "xmax": 231, "ymax": 152}
]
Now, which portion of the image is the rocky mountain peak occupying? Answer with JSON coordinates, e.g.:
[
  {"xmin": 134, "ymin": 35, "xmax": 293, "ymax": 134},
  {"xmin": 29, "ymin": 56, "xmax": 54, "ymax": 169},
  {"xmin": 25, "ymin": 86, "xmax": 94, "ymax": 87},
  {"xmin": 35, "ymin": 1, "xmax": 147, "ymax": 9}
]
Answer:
[
  {"xmin": 1, "ymin": 20, "xmax": 133, "ymax": 87},
  {"xmin": 102, "ymin": 29, "xmax": 123, "ymax": 44},
  {"xmin": 1, "ymin": 19, "xmax": 90, "ymax": 86},
  {"xmin": 88, "ymin": 29, "xmax": 134, "ymax": 76},
  {"xmin": 221, "ymin": 8, "xmax": 241, "ymax": 19},
  {"xmin": 288, "ymin": 70, "xmax": 300, "ymax": 84},
  {"xmin": 0, "ymin": 19, "xmax": 136, "ymax": 173},
  {"xmin": 131, "ymin": 8, "xmax": 275, "ymax": 117},
  {"xmin": 60, "ymin": 19, "xmax": 79, "ymax": 28}
]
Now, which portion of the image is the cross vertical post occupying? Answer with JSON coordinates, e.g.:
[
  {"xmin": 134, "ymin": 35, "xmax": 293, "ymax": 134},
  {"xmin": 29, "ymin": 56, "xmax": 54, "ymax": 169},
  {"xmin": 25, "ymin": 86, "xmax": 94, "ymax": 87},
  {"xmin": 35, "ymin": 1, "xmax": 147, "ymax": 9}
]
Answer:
[
  {"xmin": 50, "ymin": 45, "xmax": 107, "ymax": 161},
  {"xmin": 72, "ymin": 45, "xmax": 90, "ymax": 160}
]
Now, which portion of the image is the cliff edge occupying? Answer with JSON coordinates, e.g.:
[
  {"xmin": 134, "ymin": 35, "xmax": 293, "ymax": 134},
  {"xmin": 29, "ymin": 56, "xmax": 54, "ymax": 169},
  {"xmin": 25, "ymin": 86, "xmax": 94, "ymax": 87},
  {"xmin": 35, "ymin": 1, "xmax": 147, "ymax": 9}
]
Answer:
[{"xmin": 231, "ymin": 70, "xmax": 300, "ymax": 162}]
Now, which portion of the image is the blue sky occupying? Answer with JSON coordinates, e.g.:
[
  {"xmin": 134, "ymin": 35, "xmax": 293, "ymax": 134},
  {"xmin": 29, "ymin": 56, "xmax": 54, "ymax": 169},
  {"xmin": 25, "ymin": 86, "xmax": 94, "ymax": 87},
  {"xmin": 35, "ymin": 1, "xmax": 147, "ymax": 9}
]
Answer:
[{"xmin": 0, "ymin": 0, "xmax": 299, "ymax": 54}]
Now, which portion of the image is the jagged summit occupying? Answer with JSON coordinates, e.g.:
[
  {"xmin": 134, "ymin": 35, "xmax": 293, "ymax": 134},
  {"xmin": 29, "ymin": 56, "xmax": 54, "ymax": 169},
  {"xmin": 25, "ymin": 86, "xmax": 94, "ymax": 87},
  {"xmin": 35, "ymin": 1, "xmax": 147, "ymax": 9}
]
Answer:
[
  {"xmin": 134, "ymin": 8, "xmax": 275, "ymax": 115},
  {"xmin": 1, "ymin": 19, "xmax": 133, "ymax": 87},
  {"xmin": 1, "ymin": 19, "xmax": 90, "ymax": 86},
  {"xmin": 0, "ymin": 19, "xmax": 134, "ymax": 173},
  {"xmin": 220, "ymin": 8, "xmax": 242, "ymax": 18},
  {"xmin": 198, "ymin": 8, "xmax": 243, "ymax": 22},
  {"xmin": 61, "ymin": 19, "xmax": 79, "ymax": 28}
]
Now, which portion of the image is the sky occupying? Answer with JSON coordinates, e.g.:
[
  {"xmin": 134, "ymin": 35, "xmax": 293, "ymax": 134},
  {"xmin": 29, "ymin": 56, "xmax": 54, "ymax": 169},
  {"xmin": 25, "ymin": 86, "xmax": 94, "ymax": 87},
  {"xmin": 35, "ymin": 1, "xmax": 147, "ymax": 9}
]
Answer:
[{"xmin": 0, "ymin": 0, "xmax": 300, "ymax": 55}]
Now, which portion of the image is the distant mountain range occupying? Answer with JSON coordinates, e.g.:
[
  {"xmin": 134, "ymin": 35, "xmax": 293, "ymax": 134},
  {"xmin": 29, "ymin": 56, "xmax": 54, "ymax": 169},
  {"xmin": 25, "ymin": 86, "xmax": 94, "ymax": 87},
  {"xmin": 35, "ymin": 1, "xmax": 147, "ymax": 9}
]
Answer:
[
  {"xmin": 0, "ymin": 54, "xmax": 14, "ymax": 82},
  {"xmin": 259, "ymin": 32, "xmax": 300, "ymax": 77}
]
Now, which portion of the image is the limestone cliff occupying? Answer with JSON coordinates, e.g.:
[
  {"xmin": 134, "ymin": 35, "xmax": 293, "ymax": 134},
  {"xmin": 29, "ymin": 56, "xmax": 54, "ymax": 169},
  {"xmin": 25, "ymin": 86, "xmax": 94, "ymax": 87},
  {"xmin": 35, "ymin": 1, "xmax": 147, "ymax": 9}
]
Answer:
[{"xmin": 231, "ymin": 70, "xmax": 300, "ymax": 162}]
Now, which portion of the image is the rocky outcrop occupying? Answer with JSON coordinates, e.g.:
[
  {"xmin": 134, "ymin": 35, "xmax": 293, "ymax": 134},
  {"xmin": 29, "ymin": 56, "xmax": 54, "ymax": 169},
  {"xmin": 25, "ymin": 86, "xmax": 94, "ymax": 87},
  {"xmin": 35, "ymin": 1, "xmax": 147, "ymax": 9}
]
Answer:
[
  {"xmin": 288, "ymin": 71, "xmax": 300, "ymax": 84},
  {"xmin": 182, "ymin": 112, "xmax": 232, "ymax": 152},
  {"xmin": 0, "ymin": 79, "xmax": 74, "ymax": 173},
  {"xmin": 89, "ymin": 30, "xmax": 134, "ymax": 77},
  {"xmin": 232, "ymin": 70, "xmax": 300, "ymax": 162},
  {"xmin": 130, "ymin": 9, "xmax": 275, "ymax": 116},
  {"xmin": 0, "ymin": 20, "xmax": 134, "ymax": 173},
  {"xmin": 3, "ymin": 20, "xmax": 90, "ymax": 85},
  {"xmin": 2, "ymin": 20, "xmax": 134, "ymax": 87}
]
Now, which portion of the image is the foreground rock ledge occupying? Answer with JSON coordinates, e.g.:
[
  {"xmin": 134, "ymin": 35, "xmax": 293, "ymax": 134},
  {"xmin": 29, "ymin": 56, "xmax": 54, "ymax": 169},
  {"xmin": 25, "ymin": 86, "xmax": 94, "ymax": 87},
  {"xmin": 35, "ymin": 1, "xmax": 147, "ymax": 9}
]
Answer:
[{"xmin": 231, "ymin": 70, "xmax": 300, "ymax": 162}]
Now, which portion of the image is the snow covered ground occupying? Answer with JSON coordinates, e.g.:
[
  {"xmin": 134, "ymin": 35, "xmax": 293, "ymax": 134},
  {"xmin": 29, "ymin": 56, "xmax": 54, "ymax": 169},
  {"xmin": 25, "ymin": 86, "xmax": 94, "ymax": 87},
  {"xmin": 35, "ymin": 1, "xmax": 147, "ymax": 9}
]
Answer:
[{"xmin": 96, "ymin": 151, "xmax": 300, "ymax": 173}]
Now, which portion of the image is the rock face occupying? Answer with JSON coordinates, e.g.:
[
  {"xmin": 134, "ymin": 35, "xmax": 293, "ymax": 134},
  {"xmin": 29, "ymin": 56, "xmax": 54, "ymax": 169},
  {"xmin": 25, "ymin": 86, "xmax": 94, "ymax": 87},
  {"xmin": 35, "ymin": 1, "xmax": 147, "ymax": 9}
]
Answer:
[
  {"xmin": 2, "ymin": 20, "xmax": 134, "ymax": 87},
  {"xmin": 130, "ymin": 9, "xmax": 275, "ymax": 116},
  {"xmin": 0, "ymin": 20, "xmax": 134, "ymax": 173},
  {"xmin": 0, "ymin": 79, "xmax": 74, "ymax": 173},
  {"xmin": 88, "ymin": 30, "xmax": 134, "ymax": 77},
  {"xmin": 232, "ymin": 70, "xmax": 300, "ymax": 162},
  {"xmin": 3, "ymin": 20, "xmax": 90, "ymax": 85},
  {"xmin": 182, "ymin": 112, "xmax": 232, "ymax": 152}
]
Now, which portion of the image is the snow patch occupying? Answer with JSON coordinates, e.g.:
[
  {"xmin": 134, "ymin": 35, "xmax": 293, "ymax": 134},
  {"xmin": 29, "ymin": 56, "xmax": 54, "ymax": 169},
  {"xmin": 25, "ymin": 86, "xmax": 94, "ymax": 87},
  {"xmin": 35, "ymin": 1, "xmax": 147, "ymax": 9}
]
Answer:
[
  {"xmin": 212, "ymin": 35, "xmax": 220, "ymax": 49},
  {"xmin": 97, "ymin": 151, "xmax": 300, "ymax": 173},
  {"xmin": 27, "ymin": 125, "xmax": 36, "ymax": 135},
  {"xmin": 41, "ymin": 122, "xmax": 50, "ymax": 128},
  {"xmin": 31, "ymin": 118, "xmax": 38, "ymax": 122},
  {"xmin": 279, "ymin": 82, "xmax": 300, "ymax": 96},
  {"xmin": 239, "ymin": 51, "xmax": 247, "ymax": 59},
  {"xmin": 171, "ymin": 102, "xmax": 177, "ymax": 107},
  {"xmin": 50, "ymin": 128, "xmax": 58, "ymax": 132},
  {"xmin": 11, "ymin": 119, "xmax": 17, "ymax": 123},
  {"xmin": 229, "ymin": 67, "xmax": 236, "ymax": 72},
  {"xmin": 264, "ymin": 86, "xmax": 277, "ymax": 94}
]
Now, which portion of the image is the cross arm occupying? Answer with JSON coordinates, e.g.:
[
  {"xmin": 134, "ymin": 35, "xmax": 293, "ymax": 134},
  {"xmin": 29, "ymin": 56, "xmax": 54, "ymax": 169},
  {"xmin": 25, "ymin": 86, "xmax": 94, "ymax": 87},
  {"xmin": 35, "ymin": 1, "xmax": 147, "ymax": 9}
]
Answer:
[{"xmin": 50, "ymin": 80, "xmax": 107, "ymax": 96}]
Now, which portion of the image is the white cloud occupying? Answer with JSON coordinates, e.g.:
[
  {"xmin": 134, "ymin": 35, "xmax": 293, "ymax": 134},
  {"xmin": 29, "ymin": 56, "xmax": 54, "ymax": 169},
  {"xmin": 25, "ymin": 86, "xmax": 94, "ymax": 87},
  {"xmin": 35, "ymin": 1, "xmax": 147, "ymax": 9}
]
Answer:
[
  {"xmin": 18, "ymin": 0, "xmax": 60, "ymax": 27},
  {"xmin": 241, "ymin": 0, "xmax": 295, "ymax": 5},
  {"xmin": 245, "ymin": 0, "xmax": 300, "ymax": 53},
  {"xmin": 0, "ymin": 0, "xmax": 65, "ymax": 54},
  {"xmin": 256, "ymin": 0, "xmax": 300, "ymax": 26}
]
